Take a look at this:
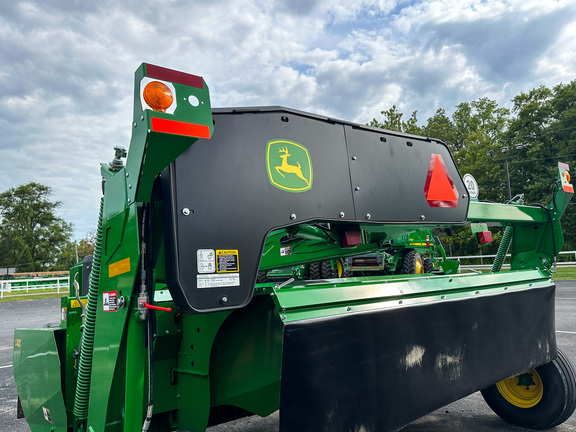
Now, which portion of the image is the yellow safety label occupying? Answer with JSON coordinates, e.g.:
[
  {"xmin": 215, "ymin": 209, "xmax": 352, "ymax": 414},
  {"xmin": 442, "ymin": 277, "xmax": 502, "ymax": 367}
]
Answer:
[
  {"xmin": 216, "ymin": 250, "xmax": 239, "ymax": 273},
  {"xmin": 109, "ymin": 257, "xmax": 131, "ymax": 278},
  {"xmin": 71, "ymin": 299, "xmax": 88, "ymax": 308}
]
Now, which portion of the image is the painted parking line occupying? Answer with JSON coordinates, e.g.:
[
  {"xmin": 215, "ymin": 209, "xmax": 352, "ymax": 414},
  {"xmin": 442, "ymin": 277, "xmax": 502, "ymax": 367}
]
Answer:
[
  {"xmin": 0, "ymin": 364, "xmax": 12, "ymax": 369},
  {"xmin": 557, "ymin": 331, "xmax": 576, "ymax": 335}
]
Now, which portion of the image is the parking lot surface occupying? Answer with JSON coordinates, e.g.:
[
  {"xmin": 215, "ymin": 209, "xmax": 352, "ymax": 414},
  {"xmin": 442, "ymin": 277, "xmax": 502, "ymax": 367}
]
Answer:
[{"xmin": 2, "ymin": 282, "xmax": 575, "ymax": 431}]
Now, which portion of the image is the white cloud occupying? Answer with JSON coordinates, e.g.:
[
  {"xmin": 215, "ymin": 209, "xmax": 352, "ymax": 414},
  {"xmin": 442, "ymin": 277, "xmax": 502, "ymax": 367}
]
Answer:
[{"xmin": 1, "ymin": 0, "xmax": 575, "ymax": 239}]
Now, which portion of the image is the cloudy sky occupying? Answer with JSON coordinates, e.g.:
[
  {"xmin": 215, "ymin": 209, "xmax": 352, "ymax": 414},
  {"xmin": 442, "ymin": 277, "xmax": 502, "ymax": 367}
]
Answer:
[{"xmin": 1, "ymin": 0, "xmax": 575, "ymax": 239}]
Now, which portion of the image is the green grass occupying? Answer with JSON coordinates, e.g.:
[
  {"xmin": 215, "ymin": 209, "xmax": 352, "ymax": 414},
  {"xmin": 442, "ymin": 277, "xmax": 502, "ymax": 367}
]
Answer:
[
  {"xmin": 552, "ymin": 267, "xmax": 576, "ymax": 280},
  {"xmin": 0, "ymin": 289, "xmax": 65, "ymax": 302}
]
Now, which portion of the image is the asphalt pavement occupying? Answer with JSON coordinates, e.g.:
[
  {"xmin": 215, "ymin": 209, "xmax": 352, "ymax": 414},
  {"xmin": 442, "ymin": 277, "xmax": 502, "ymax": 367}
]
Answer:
[{"xmin": 2, "ymin": 282, "xmax": 576, "ymax": 432}]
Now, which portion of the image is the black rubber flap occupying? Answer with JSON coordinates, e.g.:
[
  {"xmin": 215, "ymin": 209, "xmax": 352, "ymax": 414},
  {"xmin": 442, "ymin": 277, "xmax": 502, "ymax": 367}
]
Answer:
[
  {"xmin": 279, "ymin": 285, "xmax": 556, "ymax": 431},
  {"xmin": 163, "ymin": 108, "xmax": 468, "ymax": 312}
]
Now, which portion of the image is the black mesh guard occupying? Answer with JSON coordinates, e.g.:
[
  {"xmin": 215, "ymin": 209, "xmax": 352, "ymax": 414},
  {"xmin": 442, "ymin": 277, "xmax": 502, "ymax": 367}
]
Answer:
[{"xmin": 162, "ymin": 107, "xmax": 469, "ymax": 313}]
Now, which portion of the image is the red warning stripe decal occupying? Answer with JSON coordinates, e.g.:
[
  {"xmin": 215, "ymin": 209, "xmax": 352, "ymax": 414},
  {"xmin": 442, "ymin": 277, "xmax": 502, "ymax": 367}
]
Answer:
[
  {"xmin": 151, "ymin": 117, "xmax": 211, "ymax": 139},
  {"xmin": 146, "ymin": 64, "xmax": 204, "ymax": 89},
  {"xmin": 424, "ymin": 154, "xmax": 459, "ymax": 208}
]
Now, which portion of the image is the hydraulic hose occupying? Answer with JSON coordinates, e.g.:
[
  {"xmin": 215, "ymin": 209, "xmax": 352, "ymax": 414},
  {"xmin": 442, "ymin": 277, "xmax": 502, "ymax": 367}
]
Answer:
[
  {"xmin": 492, "ymin": 226, "xmax": 513, "ymax": 273},
  {"xmin": 73, "ymin": 198, "xmax": 104, "ymax": 421}
]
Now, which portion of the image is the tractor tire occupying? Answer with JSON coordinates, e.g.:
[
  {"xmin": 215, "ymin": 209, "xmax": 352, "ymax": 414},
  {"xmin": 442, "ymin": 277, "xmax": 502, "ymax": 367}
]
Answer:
[
  {"xmin": 423, "ymin": 258, "xmax": 434, "ymax": 273},
  {"xmin": 402, "ymin": 250, "xmax": 424, "ymax": 274},
  {"xmin": 481, "ymin": 349, "xmax": 576, "ymax": 429},
  {"xmin": 308, "ymin": 262, "xmax": 322, "ymax": 280},
  {"xmin": 321, "ymin": 261, "xmax": 334, "ymax": 278},
  {"xmin": 256, "ymin": 271, "xmax": 268, "ymax": 283}
]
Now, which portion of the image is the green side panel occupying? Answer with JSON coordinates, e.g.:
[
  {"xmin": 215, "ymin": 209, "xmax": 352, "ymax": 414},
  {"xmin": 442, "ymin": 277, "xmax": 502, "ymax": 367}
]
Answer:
[
  {"xmin": 270, "ymin": 269, "xmax": 551, "ymax": 322},
  {"xmin": 210, "ymin": 296, "xmax": 283, "ymax": 416},
  {"xmin": 175, "ymin": 312, "xmax": 230, "ymax": 431},
  {"xmin": 86, "ymin": 204, "xmax": 140, "ymax": 431},
  {"xmin": 13, "ymin": 328, "xmax": 68, "ymax": 432}
]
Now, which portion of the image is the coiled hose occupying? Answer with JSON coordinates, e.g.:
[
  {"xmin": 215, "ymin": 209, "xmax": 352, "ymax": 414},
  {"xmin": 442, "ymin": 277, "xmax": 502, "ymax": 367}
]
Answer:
[
  {"xmin": 492, "ymin": 226, "xmax": 513, "ymax": 273},
  {"xmin": 73, "ymin": 198, "xmax": 104, "ymax": 420}
]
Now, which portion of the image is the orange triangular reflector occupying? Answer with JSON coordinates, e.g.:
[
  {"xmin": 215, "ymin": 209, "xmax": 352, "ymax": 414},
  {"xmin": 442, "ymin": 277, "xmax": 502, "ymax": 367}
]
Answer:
[{"xmin": 424, "ymin": 154, "xmax": 459, "ymax": 208}]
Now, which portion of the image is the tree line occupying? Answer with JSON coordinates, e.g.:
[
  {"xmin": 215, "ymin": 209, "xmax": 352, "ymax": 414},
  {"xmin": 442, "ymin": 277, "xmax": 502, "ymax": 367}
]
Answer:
[
  {"xmin": 370, "ymin": 80, "xmax": 576, "ymax": 256},
  {"xmin": 1, "ymin": 80, "xmax": 574, "ymax": 270},
  {"xmin": 0, "ymin": 183, "xmax": 94, "ymax": 272}
]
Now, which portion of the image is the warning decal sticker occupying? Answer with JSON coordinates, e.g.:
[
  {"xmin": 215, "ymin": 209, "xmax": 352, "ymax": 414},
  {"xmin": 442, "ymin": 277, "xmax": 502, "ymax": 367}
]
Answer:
[
  {"xmin": 103, "ymin": 291, "xmax": 118, "ymax": 312},
  {"xmin": 197, "ymin": 249, "xmax": 216, "ymax": 273},
  {"xmin": 197, "ymin": 273, "xmax": 240, "ymax": 288},
  {"xmin": 216, "ymin": 250, "xmax": 239, "ymax": 273},
  {"xmin": 42, "ymin": 406, "xmax": 52, "ymax": 423},
  {"xmin": 280, "ymin": 246, "xmax": 291, "ymax": 256}
]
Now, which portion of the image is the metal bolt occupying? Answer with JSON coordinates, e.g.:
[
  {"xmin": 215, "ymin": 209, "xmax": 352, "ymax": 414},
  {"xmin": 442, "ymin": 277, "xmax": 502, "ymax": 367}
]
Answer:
[
  {"xmin": 127, "ymin": 199, "xmax": 131, "ymax": 204},
  {"xmin": 126, "ymin": 173, "xmax": 129, "ymax": 178},
  {"xmin": 133, "ymin": 122, "xmax": 137, "ymax": 128},
  {"xmin": 366, "ymin": 213, "xmax": 371, "ymax": 220},
  {"xmin": 166, "ymin": 330, "xmax": 169, "ymax": 334},
  {"xmin": 141, "ymin": 115, "xmax": 144, "ymax": 121},
  {"xmin": 182, "ymin": 208, "xmax": 191, "ymax": 216},
  {"xmin": 441, "ymin": 295, "xmax": 445, "ymax": 299},
  {"xmin": 128, "ymin": 184, "xmax": 132, "ymax": 189},
  {"xmin": 220, "ymin": 296, "xmax": 228, "ymax": 304},
  {"xmin": 355, "ymin": 186, "xmax": 360, "ymax": 191},
  {"xmin": 462, "ymin": 194, "xmax": 468, "ymax": 199},
  {"xmin": 282, "ymin": 315, "xmax": 287, "ymax": 320},
  {"xmin": 346, "ymin": 306, "xmax": 351, "ymax": 311},
  {"xmin": 352, "ymin": 156, "xmax": 357, "ymax": 160},
  {"xmin": 290, "ymin": 213, "xmax": 297, "ymax": 220},
  {"xmin": 339, "ymin": 212, "xmax": 345, "ymax": 218},
  {"xmin": 475, "ymin": 291, "xmax": 480, "ymax": 294},
  {"xmin": 420, "ymin": 215, "xmax": 426, "ymax": 220}
]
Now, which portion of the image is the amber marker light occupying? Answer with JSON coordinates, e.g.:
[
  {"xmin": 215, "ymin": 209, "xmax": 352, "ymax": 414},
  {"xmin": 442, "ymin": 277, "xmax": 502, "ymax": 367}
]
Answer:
[{"xmin": 143, "ymin": 81, "xmax": 174, "ymax": 112}]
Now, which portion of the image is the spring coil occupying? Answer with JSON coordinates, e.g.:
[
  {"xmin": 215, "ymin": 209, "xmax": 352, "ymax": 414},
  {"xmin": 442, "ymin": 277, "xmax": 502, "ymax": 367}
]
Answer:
[
  {"xmin": 73, "ymin": 198, "xmax": 104, "ymax": 420},
  {"xmin": 492, "ymin": 226, "xmax": 513, "ymax": 273}
]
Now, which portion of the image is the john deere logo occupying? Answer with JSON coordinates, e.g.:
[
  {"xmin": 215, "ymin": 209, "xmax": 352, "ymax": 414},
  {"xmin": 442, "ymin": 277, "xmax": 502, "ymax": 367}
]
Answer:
[{"xmin": 266, "ymin": 139, "xmax": 313, "ymax": 192}]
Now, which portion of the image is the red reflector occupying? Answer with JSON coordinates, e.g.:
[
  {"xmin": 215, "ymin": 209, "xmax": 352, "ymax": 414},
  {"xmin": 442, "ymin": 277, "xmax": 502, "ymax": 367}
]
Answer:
[
  {"xmin": 477, "ymin": 231, "xmax": 493, "ymax": 244},
  {"xmin": 426, "ymin": 235, "xmax": 430, "ymax": 247},
  {"xmin": 424, "ymin": 154, "xmax": 459, "ymax": 208},
  {"xmin": 146, "ymin": 64, "xmax": 204, "ymax": 89},
  {"xmin": 151, "ymin": 117, "xmax": 211, "ymax": 139},
  {"xmin": 341, "ymin": 231, "xmax": 362, "ymax": 248}
]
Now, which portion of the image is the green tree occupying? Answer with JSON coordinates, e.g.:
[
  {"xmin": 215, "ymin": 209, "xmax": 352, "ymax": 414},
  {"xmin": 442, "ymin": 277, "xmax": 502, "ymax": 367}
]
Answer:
[
  {"xmin": 369, "ymin": 105, "xmax": 425, "ymax": 135},
  {"xmin": 506, "ymin": 81, "xmax": 576, "ymax": 249},
  {"xmin": 0, "ymin": 183, "xmax": 73, "ymax": 272},
  {"xmin": 54, "ymin": 229, "xmax": 96, "ymax": 271}
]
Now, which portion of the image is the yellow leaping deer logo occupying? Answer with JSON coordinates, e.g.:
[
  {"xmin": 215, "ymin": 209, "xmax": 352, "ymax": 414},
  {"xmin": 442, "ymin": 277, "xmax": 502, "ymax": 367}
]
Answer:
[
  {"xmin": 275, "ymin": 146, "xmax": 310, "ymax": 187},
  {"xmin": 266, "ymin": 139, "xmax": 313, "ymax": 192}
]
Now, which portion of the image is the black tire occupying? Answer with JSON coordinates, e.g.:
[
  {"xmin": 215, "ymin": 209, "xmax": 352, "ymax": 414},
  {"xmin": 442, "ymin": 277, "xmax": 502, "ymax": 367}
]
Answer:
[
  {"xmin": 402, "ymin": 249, "xmax": 423, "ymax": 274},
  {"xmin": 321, "ymin": 261, "xmax": 334, "ymax": 279},
  {"xmin": 308, "ymin": 262, "xmax": 322, "ymax": 280},
  {"xmin": 481, "ymin": 349, "xmax": 576, "ymax": 429},
  {"xmin": 256, "ymin": 271, "xmax": 268, "ymax": 283},
  {"xmin": 423, "ymin": 258, "xmax": 434, "ymax": 273}
]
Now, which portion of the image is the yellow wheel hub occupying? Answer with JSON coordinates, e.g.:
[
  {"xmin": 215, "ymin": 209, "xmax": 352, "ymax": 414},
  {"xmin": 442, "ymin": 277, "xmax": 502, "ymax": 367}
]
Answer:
[
  {"xmin": 336, "ymin": 260, "xmax": 344, "ymax": 278},
  {"xmin": 415, "ymin": 258, "xmax": 423, "ymax": 274},
  {"xmin": 496, "ymin": 370, "xmax": 543, "ymax": 408}
]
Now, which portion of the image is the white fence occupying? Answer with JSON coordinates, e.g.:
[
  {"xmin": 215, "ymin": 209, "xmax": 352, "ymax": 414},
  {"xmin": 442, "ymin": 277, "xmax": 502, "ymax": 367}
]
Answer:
[
  {"xmin": 448, "ymin": 250, "xmax": 576, "ymax": 270},
  {"xmin": 0, "ymin": 276, "xmax": 69, "ymax": 299}
]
